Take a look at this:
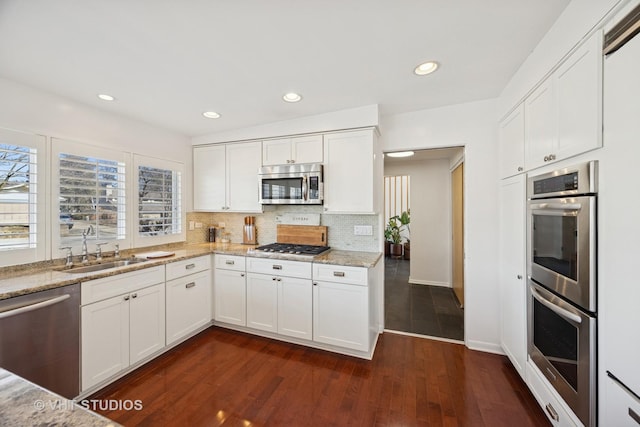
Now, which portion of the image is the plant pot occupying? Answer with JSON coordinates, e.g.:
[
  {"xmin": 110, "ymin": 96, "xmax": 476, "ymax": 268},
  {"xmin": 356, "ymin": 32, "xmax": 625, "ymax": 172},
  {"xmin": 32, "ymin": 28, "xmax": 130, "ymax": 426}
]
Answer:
[
  {"xmin": 389, "ymin": 243, "xmax": 403, "ymax": 259},
  {"xmin": 385, "ymin": 241, "xmax": 391, "ymax": 257},
  {"xmin": 403, "ymin": 243, "xmax": 411, "ymax": 260}
]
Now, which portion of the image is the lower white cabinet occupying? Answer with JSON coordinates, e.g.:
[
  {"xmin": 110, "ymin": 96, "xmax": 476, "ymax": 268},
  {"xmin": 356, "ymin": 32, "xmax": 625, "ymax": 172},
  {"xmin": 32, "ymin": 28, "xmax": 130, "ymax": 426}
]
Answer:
[
  {"xmin": 602, "ymin": 373, "xmax": 640, "ymax": 427},
  {"xmin": 166, "ymin": 269, "xmax": 212, "ymax": 345},
  {"xmin": 312, "ymin": 264, "xmax": 370, "ymax": 352},
  {"xmin": 527, "ymin": 361, "xmax": 581, "ymax": 427},
  {"xmin": 81, "ymin": 281, "xmax": 165, "ymax": 391},
  {"xmin": 246, "ymin": 273, "xmax": 278, "ymax": 333},
  {"xmin": 214, "ymin": 256, "xmax": 247, "ymax": 326}
]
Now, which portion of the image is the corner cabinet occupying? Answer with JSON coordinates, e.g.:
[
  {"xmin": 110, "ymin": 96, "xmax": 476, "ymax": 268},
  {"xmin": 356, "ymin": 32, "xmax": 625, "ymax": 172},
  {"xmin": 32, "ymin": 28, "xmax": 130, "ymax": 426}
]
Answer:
[
  {"xmin": 524, "ymin": 30, "xmax": 603, "ymax": 171},
  {"xmin": 193, "ymin": 141, "xmax": 262, "ymax": 212},
  {"xmin": 322, "ymin": 128, "xmax": 381, "ymax": 214},
  {"xmin": 262, "ymin": 134, "xmax": 323, "ymax": 165},
  {"xmin": 498, "ymin": 175, "xmax": 527, "ymax": 380}
]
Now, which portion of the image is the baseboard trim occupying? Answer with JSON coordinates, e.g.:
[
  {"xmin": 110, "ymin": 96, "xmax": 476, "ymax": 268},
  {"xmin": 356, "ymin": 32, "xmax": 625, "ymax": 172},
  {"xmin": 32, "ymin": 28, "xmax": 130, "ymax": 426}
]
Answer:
[
  {"xmin": 466, "ymin": 339, "xmax": 505, "ymax": 355},
  {"xmin": 408, "ymin": 278, "xmax": 451, "ymax": 288}
]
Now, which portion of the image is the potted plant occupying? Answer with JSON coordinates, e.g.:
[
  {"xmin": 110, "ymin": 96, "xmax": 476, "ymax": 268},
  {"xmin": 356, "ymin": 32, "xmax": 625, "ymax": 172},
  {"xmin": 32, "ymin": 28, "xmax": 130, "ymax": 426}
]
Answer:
[
  {"xmin": 397, "ymin": 210, "xmax": 410, "ymax": 260},
  {"xmin": 385, "ymin": 217, "xmax": 403, "ymax": 259}
]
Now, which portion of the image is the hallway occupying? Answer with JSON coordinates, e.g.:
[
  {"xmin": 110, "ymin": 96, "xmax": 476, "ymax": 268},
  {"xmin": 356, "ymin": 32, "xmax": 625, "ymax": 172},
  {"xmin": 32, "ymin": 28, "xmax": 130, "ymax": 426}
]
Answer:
[{"xmin": 384, "ymin": 258, "xmax": 464, "ymax": 341}]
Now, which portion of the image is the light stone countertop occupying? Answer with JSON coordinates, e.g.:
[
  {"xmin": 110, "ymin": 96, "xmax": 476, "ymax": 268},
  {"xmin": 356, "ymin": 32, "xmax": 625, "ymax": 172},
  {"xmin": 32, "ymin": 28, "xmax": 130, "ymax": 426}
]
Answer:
[
  {"xmin": 0, "ymin": 368, "xmax": 121, "ymax": 427},
  {"xmin": 0, "ymin": 242, "xmax": 382, "ymax": 300}
]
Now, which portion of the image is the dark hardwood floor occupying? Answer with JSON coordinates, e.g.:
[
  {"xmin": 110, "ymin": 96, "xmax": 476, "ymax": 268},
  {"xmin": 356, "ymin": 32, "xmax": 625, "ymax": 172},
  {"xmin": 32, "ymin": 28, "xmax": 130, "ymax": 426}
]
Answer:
[{"xmin": 92, "ymin": 327, "xmax": 549, "ymax": 426}]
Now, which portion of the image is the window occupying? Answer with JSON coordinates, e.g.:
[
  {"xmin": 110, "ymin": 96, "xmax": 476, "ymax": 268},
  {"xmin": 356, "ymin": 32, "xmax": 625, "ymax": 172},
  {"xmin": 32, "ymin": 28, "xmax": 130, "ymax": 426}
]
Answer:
[
  {"xmin": 134, "ymin": 155, "xmax": 184, "ymax": 246},
  {"xmin": 59, "ymin": 152, "xmax": 126, "ymax": 244},
  {"xmin": 0, "ymin": 144, "xmax": 37, "ymax": 250},
  {"xmin": 138, "ymin": 165, "xmax": 181, "ymax": 236}
]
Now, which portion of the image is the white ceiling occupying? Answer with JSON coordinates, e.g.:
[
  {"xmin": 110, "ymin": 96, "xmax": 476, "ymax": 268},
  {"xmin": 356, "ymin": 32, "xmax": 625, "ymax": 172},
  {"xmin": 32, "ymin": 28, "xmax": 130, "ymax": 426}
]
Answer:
[{"xmin": 0, "ymin": 1, "xmax": 570, "ymax": 137}]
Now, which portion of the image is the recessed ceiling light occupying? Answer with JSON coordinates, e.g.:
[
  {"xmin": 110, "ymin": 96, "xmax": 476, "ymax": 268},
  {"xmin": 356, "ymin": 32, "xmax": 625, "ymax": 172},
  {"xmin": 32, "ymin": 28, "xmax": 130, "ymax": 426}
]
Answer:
[
  {"xmin": 386, "ymin": 151, "xmax": 415, "ymax": 158},
  {"xmin": 202, "ymin": 111, "xmax": 221, "ymax": 119},
  {"xmin": 282, "ymin": 92, "xmax": 302, "ymax": 103},
  {"xmin": 97, "ymin": 93, "xmax": 115, "ymax": 101},
  {"xmin": 413, "ymin": 61, "xmax": 439, "ymax": 76}
]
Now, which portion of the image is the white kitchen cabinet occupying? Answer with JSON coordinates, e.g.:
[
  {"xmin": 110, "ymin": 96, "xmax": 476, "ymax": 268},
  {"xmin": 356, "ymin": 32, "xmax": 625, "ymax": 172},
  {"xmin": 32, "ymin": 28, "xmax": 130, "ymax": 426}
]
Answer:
[
  {"xmin": 81, "ymin": 281, "xmax": 165, "ymax": 391},
  {"xmin": 213, "ymin": 255, "xmax": 247, "ymax": 326},
  {"xmin": 246, "ymin": 258, "xmax": 313, "ymax": 340},
  {"xmin": 498, "ymin": 104, "xmax": 525, "ymax": 178},
  {"xmin": 602, "ymin": 374, "xmax": 640, "ymax": 427},
  {"xmin": 312, "ymin": 264, "xmax": 370, "ymax": 352},
  {"xmin": 322, "ymin": 128, "xmax": 380, "ymax": 214},
  {"xmin": 193, "ymin": 141, "xmax": 262, "ymax": 212},
  {"xmin": 524, "ymin": 30, "xmax": 603, "ymax": 171},
  {"xmin": 262, "ymin": 134, "xmax": 323, "ymax": 165},
  {"xmin": 527, "ymin": 361, "xmax": 581, "ymax": 427},
  {"xmin": 524, "ymin": 78, "xmax": 556, "ymax": 171},
  {"xmin": 166, "ymin": 261, "xmax": 212, "ymax": 346},
  {"xmin": 498, "ymin": 175, "xmax": 527, "ymax": 380},
  {"xmin": 599, "ymin": 29, "xmax": 640, "ymax": 425}
]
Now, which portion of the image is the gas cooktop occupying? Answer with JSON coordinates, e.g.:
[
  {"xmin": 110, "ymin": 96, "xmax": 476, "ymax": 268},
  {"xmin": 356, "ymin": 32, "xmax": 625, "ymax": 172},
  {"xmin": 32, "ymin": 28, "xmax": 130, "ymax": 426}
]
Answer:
[{"xmin": 256, "ymin": 243, "xmax": 331, "ymax": 256}]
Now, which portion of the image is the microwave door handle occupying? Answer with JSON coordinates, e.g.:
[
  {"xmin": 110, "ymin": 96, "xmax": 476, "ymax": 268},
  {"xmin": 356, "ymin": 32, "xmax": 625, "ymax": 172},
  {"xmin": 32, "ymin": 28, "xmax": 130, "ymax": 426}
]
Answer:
[
  {"xmin": 302, "ymin": 176, "xmax": 308, "ymax": 201},
  {"xmin": 530, "ymin": 203, "xmax": 582, "ymax": 211},
  {"xmin": 531, "ymin": 288, "xmax": 582, "ymax": 324}
]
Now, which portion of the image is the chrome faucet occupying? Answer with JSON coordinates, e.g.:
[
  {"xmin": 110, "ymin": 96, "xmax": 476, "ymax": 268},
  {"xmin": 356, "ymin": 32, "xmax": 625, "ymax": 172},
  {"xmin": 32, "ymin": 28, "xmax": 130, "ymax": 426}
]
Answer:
[
  {"xmin": 114, "ymin": 243, "xmax": 120, "ymax": 259},
  {"xmin": 95, "ymin": 242, "xmax": 107, "ymax": 261},
  {"xmin": 60, "ymin": 246, "xmax": 73, "ymax": 268},
  {"xmin": 81, "ymin": 225, "xmax": 95, "ymax": 264}
]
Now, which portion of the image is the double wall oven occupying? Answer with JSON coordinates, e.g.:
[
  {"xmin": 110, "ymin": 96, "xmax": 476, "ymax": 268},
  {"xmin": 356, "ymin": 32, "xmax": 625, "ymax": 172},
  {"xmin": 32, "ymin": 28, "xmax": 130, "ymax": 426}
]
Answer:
[{"xmin": 527, "ymin": 161, "xmax": 597, "ymax": 427}]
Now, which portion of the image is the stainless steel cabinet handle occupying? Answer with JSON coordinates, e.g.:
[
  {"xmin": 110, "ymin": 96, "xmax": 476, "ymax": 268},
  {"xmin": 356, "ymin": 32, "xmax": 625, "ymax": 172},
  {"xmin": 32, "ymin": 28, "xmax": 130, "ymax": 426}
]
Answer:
[
  {"xmin": 272, "ymin": 277, "xmax": 277, "ymax": 281},
  {"xmin": 185, "ymin": 263, "xmax": 196, "ymax": 270},
  {"xmin": 124, "ymin": 295, "xmax": 130, "ymax": 301},
  {"xmin": 517, "ymin": 166, "xmax": 523, "ymax": 171},
  {"xmin": 225, "ymin": 260, "xmax": 235, "ymax": 265},
  {"xmin": 545, "ymin": 403, "xmax": 559, "ymax": 421},
  {"xmin": 517, "ymin": 274, "xmax": 523, "ymax": 279},
  {"xmin": 333, "ymin": 271, "xmax": 345, "ymax": 277},
  {"xmin": 131, "ymin": 293, "xmax": 138, "ymax": 299},
  {"xmin": 185, "ymin": 282, "xmax": 196, "ymax": 289},
  {"xmin": 240, "ymin": 273, "xmax": 245, "ymax": 277},
  {"xmin": 629, "ymin": 408, "xmax": 640, "ymax": 424},
  {"xmin": 272, "ymin": 265, "xmax": 282, "ymax": 270},
  {"xmin": 277, "ymin": 278, "xmax": 282, "ymax": 282},
  {"xmin": 0, "ymin": 295, "xmax": 70, "ymax": 319}
]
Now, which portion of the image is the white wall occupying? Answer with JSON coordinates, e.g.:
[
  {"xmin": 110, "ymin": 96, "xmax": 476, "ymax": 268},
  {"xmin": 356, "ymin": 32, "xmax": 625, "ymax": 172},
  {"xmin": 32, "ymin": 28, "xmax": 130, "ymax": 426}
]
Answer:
[
  {"xmin": 380, "ymin": 98, "xmax": 501, "ymax": 354},
  {"xmin": 385, "ymin": 159, "xmax": 452, "ymax": 288}
]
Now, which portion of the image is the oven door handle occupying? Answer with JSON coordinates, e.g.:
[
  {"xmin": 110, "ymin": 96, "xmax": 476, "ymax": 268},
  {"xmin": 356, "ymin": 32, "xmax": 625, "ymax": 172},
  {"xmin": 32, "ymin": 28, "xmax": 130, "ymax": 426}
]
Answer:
[
  {"xmin": 530, "ymin": 202, "xmax": 582, "ymax": 211},
  {"xmin": 531, "ymin": 289, "xmax": 582, "ymax": 324}
]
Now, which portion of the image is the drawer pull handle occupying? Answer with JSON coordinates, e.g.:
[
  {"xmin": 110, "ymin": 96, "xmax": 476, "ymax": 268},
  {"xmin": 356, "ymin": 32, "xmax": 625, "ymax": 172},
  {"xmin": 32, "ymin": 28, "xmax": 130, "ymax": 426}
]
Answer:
[
  {"xmin": 629, "ymin": 408, "xmax": 640, "ymax": 424},
  {"xmin": 273, "ymin": 265, "xmax": 282, "ymax": 270},
  {"xmin": 225, "ymin": 260, "xmax": 235, "ymax": 265},
  {"xmin": 333, "ymin": 271, "xmax": 345, "ymax": 277},
  {"xmin": 545, "ymin": 403, "xmax": 559, "ymax": 422},
  {"xmin": 185, "ymin": 282, "xmax": 196, "ymax": 289},
  {"xmin": 185, "ymin": 263, "xmax": 196, "ymax": 269}
]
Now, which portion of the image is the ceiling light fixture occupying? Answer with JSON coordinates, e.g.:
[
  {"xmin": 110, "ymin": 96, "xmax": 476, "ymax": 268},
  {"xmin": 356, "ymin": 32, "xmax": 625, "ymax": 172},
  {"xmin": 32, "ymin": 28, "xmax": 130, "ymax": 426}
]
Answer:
[
  {"xmin": 282, "ymin": 92, "xmax": 302, "ymax": 103},
  {"xmin": 387, "ymin": 151, "xmax": 415, "ymax": 158},
  {"xmin": 202, "ymin": 111, "xmax": 221, "ymax": 119},
  {"xmin": 413, "ymin": 61, "xmax": 439, "ymax": 76},
  {"xmin": 97, "ymin": 93, "xmax": 115, "ymax": 101}
]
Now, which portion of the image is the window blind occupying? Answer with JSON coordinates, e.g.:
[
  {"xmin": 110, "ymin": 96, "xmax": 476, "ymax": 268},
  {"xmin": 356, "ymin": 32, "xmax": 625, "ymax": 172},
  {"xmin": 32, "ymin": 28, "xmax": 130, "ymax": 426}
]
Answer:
[{"xmin": 138, "ymin": 165, "xmax": 181, "ymax": 236}]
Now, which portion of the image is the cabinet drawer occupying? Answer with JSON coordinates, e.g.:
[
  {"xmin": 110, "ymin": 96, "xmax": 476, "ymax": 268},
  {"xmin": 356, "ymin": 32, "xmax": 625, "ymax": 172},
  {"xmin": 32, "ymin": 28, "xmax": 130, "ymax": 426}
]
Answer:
[
  {"xmin": 81, "ymin": 266, "xmax": 164, "ymax": 305},
  {"xmin": 313, "ymin": 264, "xmax": 367, "ymax": 286},
  {"xmin": 215, "ymin": 254, "xmax": 246, "ymax": 271},
  {"xmin": 603, "ymin": 373, "xmax": 640, "ymax": 427},
  {"xmin": 166, "ymin": 255, "xmax": 211, "ymax": 281},
  {"xmin": 526, "ymin": 361, "xmax": 579, "ymax": 427},
  {"xmin": 247, "ymin": 257, "xmax": 311, "ymax": 279}
]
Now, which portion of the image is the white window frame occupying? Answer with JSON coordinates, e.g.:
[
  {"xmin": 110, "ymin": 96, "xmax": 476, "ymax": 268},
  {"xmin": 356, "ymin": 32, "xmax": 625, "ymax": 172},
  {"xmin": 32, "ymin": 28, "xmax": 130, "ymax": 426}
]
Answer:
[
  {"xmin": 51, "ymin": 138, "xmax": 130, "ymax": 256},
  {"xmin": 0, "ymin": 128, "xmax": 47, "ymax": 267},
  {"xmin": 133, "ymin": 154, "xmax": 185, "ymax": 247}
]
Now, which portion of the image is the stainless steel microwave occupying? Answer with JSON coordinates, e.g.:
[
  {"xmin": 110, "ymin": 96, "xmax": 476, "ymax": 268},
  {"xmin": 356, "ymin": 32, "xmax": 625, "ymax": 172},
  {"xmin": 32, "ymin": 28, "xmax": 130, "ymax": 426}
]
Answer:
[{"xmin": 258, "ymin": 163, "xmax": 323, "ymax": 205}]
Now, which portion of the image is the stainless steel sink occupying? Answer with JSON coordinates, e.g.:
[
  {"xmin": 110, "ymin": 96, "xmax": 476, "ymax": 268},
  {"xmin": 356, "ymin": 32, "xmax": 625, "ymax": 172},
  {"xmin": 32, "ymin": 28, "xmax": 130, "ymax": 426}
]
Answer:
[{"xmin": 65, "ymin": 258, "xmax": 148, "ymax": 274}]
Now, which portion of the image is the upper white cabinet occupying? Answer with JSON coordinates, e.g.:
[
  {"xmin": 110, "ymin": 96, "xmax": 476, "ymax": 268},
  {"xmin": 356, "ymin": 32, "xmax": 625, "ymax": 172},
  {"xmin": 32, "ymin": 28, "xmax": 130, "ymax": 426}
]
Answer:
[
  {"xmin": 524, "ymin": 30, "xmax": 603, "ymax": 171},
  {"xmin": 262, "ymin": 135, "xmax": 323, "ymax": 165},
  {"xmin": 322, "ymin": 128, "xmax": 380, "ymax": 214},
  {"xmin": 498, "ymin": 104, "xmax": 525, "ymax": 178},
  {"xmin": 193, "ymin": 141, "xmax": 262, "ymax": 212},
  {"xmin": 498, "ymin": 175, "xmax": 527, "ymax": 380}
]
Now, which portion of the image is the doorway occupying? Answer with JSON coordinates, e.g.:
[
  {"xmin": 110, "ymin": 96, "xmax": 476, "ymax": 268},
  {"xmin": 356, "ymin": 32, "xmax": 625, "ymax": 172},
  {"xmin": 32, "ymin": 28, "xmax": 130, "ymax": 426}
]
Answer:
[{"xmin": 383, "ymin": 148, "xmax": 464, "ymax": 342}]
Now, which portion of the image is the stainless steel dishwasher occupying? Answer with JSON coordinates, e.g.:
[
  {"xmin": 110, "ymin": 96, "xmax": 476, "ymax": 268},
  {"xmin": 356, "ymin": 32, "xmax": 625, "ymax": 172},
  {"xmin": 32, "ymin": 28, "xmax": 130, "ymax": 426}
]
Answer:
[{"xmin": 0, "ymin": 283, "xmax": 80, "ymax": 398}]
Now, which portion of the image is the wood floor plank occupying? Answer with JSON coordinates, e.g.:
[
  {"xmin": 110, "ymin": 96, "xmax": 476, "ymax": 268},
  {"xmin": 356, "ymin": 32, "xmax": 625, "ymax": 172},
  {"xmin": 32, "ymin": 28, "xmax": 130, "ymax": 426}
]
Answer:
[{"xmin": 91, "ymin": 327, "xmax": 550, "ymax": 426}]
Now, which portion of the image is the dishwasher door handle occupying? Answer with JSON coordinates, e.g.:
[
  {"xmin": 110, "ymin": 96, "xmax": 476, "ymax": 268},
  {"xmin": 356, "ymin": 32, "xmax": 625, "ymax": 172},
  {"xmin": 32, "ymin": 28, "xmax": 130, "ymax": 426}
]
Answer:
[{"xmin": 0, "ymin": 294, "xmax": 71, "ymax": 319}]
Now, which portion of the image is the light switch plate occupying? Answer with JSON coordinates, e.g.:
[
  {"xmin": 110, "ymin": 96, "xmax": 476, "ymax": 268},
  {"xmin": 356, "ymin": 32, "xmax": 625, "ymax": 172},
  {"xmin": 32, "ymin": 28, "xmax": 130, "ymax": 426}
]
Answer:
[{"xmin": 354, "ymin": 225, "xmax": 373, "ymax": 236}]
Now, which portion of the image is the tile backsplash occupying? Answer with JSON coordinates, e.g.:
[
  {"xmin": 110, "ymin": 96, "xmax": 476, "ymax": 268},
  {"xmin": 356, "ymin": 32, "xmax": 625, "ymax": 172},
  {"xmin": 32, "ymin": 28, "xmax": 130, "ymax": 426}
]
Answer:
[{"xmin": 187, "ymin": 206, "xmax": 380, "ymax": 252}]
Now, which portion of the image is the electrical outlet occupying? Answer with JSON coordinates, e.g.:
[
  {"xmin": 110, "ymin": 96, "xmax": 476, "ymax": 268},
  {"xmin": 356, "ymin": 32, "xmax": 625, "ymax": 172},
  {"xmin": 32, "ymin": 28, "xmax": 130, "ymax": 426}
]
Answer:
[
  {"xmin": 195, "ymin": 222, "xmax": 203, "ymax": 229},
  {"xmin": 354, "ymin": 225, "xmax": 373, "ymax": 236},
  {"xmin": 189, "ymin": 221, "xmax": 195, "ymax": 230}
]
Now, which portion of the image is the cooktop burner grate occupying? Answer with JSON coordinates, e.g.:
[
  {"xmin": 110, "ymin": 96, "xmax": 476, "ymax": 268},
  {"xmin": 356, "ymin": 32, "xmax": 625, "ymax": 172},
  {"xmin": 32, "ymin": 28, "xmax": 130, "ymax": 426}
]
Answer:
[{"xmin": 256, "ymin": 243, "xmax": 331, "ymax": 256}]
